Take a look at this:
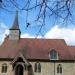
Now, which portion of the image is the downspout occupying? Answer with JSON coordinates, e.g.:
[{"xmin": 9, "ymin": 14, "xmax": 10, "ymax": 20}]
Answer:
[{"xmin": 54, "ymin": 61, "xmax": 55, "ymax": 75}]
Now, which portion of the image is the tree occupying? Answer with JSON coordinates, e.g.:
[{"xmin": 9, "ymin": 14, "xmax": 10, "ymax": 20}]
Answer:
[
  {"xmin": 0, "ymin": 0, "xmax": 2, "ymax": 2},
  {"xmin": 0, "ymin": 0, "xmax": 75, "ymax": 37}
]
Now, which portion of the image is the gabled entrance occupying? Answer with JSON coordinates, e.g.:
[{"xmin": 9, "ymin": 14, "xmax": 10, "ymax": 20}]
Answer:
[
  {"xmin": 13, "ymin": 57, "xmax": 25, "ymax": 75},
  {"xmin": 15, "ymin": 64, "xmax": 23, "ymax": 75},
  {"xmin": 11, "ymin": 53, "xmax": 30, "ymax": 75}
]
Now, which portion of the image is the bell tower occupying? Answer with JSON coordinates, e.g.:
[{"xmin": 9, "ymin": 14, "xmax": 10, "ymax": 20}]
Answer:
[{"xmin": 9, "ymin": 11, "xmax": 21, "ymax": 40}]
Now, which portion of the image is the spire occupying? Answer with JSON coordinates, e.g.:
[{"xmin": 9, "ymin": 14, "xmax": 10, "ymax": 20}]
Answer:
[{"xmin": 10, "ymin": 10, "xmax": 19, "ymax": 30}]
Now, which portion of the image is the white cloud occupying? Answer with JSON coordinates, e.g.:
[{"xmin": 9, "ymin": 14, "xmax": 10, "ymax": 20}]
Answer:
[
  {"xmin": 21, "ymin": 34, "xmax": 42, "ymax": 38},
  {"xmin": 45, "ymin": 25, "xmax": 75, "ymax": 45},
  {"xmin": 0, "ymin": 22, "xmax": 9, "ymax": 45},
  {"xmin": 0, "ymin": 22, "xmax": 75, "ymax": 46},
  {"xmin": 20, "ymin": 25, "xmax": 75, "ymax": 45},
  {"xmin": 21, "ymin": 34, "xmax": 35, "ymax": 38}
]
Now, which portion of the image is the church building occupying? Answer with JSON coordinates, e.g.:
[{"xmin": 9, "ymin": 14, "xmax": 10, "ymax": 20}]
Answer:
[{"xmin": 0, "ymin": 11, "xmax": 75, "ymax": 75}]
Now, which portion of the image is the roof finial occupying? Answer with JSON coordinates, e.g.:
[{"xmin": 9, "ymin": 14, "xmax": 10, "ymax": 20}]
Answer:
[{"xmin": 10, "ymin": 10, "xmax": 19, "ymax": 30}]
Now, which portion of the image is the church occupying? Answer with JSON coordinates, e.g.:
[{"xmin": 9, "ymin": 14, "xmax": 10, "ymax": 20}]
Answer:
[{"xmin": 0, "ymin": 11, "xmax": 75, "ymax": 75}]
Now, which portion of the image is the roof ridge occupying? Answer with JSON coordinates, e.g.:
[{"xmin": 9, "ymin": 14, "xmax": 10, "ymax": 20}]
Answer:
[{"xmin": 20, "ymin": 38, "xmax": 65, "ymax": 40}]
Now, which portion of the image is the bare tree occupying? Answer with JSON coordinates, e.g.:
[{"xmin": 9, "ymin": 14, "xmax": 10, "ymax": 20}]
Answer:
[{"xmin": 0, "ymin": 0, "xmax": 75, "ymax": 37}]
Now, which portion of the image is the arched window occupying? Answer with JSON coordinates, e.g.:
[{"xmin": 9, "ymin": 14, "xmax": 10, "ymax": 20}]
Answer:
[
  {"xmin": 34, "ymin": 63, "xmax": 37, "ymax": 72},
  {"xmin": 2, "ymin": 63, "xmax": 7, "ymax": 73},
  {"xmin": 57, "ymin": 64, "xmax": 62, "ymax": 73},
  {"xmin": 38, "ymin": 63, "xmax": 41, "ymax": 72},
  {"xmin": 34, "ymin": 62, "xmax": 41, "ymax": 73},
  {"xmin": 50, "ymin": 49, "xmax": 58, "ymax": 60}
]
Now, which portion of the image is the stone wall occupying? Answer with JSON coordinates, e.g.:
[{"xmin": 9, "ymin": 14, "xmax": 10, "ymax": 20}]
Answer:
[
  {"xmin": 0, "ymin": 61, "xmax": 74, "ymax": 75},
  {"xmin": 0, "ymin": 61, "xmax": 13, "ymax": 75},
  {"xmin": 30, "ymin": 61, "xmax": 75, "ymax": 75}
]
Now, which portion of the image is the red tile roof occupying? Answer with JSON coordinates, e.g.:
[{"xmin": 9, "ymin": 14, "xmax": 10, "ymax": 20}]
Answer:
[
  {"xmin": 0, "ymin": 37, "xmax": 73, "ymax": 60},
  {"xmin": 68, "ymin": 46, "xmax": 75, "ymax": 59}
]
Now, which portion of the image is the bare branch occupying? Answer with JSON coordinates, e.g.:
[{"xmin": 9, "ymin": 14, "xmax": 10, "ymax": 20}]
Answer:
[{"xmin": 0, "ymin": 0, "xmax": 75, "ymax": 37}]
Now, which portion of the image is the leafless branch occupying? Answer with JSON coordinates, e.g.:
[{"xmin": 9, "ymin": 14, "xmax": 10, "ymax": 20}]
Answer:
[{"xmin": 0, "ymin": 0, "xmax": 75, "ymax": 37}]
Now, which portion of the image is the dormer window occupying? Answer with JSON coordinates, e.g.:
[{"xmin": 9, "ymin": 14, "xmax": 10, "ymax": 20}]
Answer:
[{"xmin": 49, "ymin": 49, "xmax": 58, "ymax": 60}]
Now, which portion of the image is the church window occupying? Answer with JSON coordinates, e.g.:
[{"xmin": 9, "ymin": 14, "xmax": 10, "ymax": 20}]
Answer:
[
  {"xmin": 1, "ymin": 63, "xmax": 7, "ymax": 73},
  {"xmin": 34, "ymin": 62, "xmax": 41, "ymax": 73},
  {"xmin": 50, "ymin": 49, "xmax": 58, "ymax": 60},
  {"xmin": 57, "ymin": 64, "xmax": 62, "ymax": 73}
]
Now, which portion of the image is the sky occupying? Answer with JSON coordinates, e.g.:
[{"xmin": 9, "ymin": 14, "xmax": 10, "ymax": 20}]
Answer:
[{"xmin": 0, "ymin": 0, "xmax": 75, "ymax": 45}]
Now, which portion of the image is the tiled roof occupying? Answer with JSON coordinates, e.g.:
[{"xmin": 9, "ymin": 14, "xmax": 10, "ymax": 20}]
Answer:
[
  {"xmin": 0, "ymin": 37, "xmax": 73, "ymax": 60},
  {"xmin": 68, "ymin": 46, "xmax": 75, "ymax": 59}
]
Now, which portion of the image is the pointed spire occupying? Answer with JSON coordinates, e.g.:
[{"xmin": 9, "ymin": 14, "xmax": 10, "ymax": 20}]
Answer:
[{"xmin": 10, "ymin": 10, "xmax": 19, "ymax": 30}]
